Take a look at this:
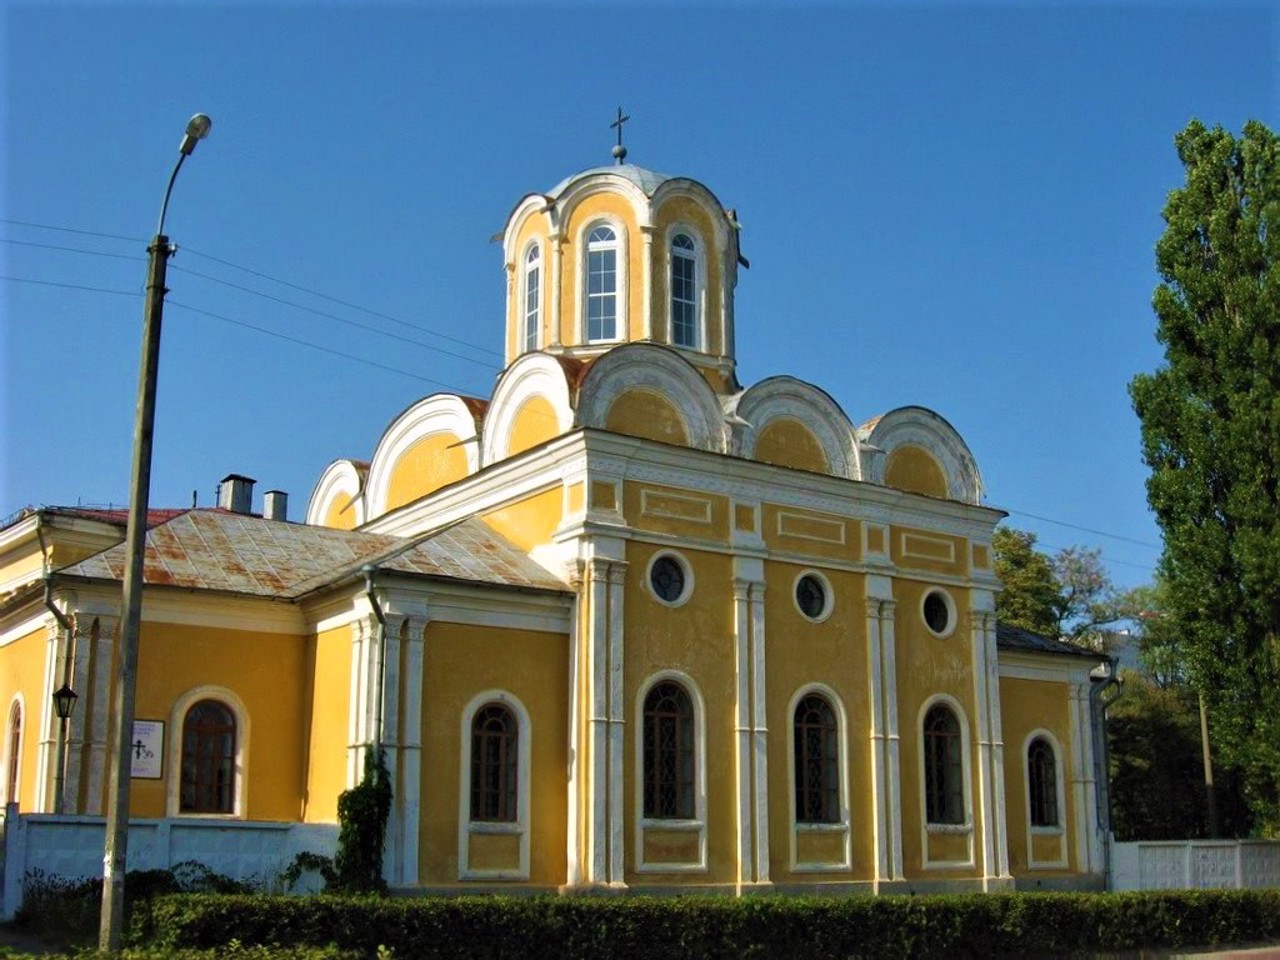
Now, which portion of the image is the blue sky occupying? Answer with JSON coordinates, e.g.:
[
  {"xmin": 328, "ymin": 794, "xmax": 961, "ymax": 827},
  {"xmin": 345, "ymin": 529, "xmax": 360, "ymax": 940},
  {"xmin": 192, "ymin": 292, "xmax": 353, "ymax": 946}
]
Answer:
[{"xmin": 3, "ymin": 1, "xmax": 1275, "ymax": 589}]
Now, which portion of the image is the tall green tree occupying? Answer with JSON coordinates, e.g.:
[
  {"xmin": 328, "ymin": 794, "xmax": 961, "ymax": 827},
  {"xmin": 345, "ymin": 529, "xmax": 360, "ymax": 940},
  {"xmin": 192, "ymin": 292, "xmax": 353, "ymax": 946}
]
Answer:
[{"xmin": 1130, "ymin": 119, "xmax": 1280, "ymax": 833}]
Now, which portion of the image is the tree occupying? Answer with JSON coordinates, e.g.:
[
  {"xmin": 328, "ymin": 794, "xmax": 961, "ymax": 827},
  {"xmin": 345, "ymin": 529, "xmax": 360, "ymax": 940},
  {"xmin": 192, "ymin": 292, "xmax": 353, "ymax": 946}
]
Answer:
[
  {"xmin": 1130, "ymin": 119, "xmax": 1280, "ymax": 833},
  {"xmin": 992, "ymin": 527, "xmax": 1059, "ymax": 637},
  {"xmin": 992, "ymin": 527, "xmax": 1126, "ymax": 647}
]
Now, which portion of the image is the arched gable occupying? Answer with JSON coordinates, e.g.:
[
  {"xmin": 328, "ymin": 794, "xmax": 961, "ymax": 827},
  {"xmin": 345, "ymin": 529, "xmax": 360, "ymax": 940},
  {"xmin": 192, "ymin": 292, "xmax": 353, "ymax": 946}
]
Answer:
[
  {"xmin": 482, "ymin": 353, "xmax": 575, "ymax": 466},
  {"xmin": 576, "ymin": 344, "xmax": 725, "ymax": 453},
  {"xmin": 859, "ymin": 407, "xmax": 983, "ymax": 504},
  {"xmin": 306, "ymin": 459, "xmax": 368, "ymax": 530},
  {"xmin": 365, "ymin": 394, "xmax": 482, "ymax": 519},
  {"xmin": 733, "ymin": 377, "xmax": 859, "ymax": 479}
]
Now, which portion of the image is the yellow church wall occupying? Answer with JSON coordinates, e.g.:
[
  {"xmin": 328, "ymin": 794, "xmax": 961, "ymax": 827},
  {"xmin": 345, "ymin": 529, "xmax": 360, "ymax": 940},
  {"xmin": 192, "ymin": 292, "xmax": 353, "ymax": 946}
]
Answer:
[
  {"xmin": 418, "ymin": 622, "xmax": 568, "ymax": 887},
  {"xmin": 127, "ymin": 621, "xmax": 307, "ymax": 821},
  {"xmin": 651, "ymin": 196, "xmax": 724, "ymax": 354},
  {"xmin": 623, "ymin": 542, "xmax": 736, "ymax": 884},
  {"xmin": 480, "ymin": 486, "xmax": 563, "ymax": 553},
  {"xmin": 884, "ymin": 445, "xmax": 949, "ymax": 499},
  {"xmin": 889, "ymin": 525, "xmax": 968, "ymax": 578},
  {"xmin": 892, "ymin": 579, "xmax": 983, "ymax": 878},
  {"xmin": 624, "ymin": 482, "xmax": 730, "ymax": 543},
  {"xmin": 302, "ymin": 624, "xmax": 352, "ymax": 823},
  {"xmin": 763, "ymin": 561, "xmax": 872, "ymax": 882},
  {"xmin": 0, "ymin": 549, "xmax": 45, "ymax": 592},
  {"xmin": 999, "ymin": 676, "xmax": 1076, "ymax": 875},
  {"xmin": 386, "ymin": 432, "xmax": 470, "ymax": 512},
  {"xmin": 754, "ymin": 419, "xmax": 830, "ymax": 475},
  {"xmin": 323, "ymin": 494, "xmax": 357, "ymax": 531},
  {"xmin": 605, "ymin": 389, "xmax": 690, "ymax": 447},
  {"xmin": 761, "ymin": 504, "xmax": 860, "ymax": 564},
  {"xmin": 0, "ymin": 626, "xmax": 48, "ymax": 811},
  {"xmin": 558, "ymin": 194, "xmax": 644, "ymax": 345},
  {"xmin": 508, "ymin": 395, "xmax": 561, "ymax": 457}
]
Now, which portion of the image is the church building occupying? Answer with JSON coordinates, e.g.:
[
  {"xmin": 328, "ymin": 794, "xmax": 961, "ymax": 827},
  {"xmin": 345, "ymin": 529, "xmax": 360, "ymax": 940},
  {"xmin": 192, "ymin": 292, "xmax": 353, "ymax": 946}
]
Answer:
[{"xmin": 0, "ymin": 149, "xmax": 1107, "ymax": 894}]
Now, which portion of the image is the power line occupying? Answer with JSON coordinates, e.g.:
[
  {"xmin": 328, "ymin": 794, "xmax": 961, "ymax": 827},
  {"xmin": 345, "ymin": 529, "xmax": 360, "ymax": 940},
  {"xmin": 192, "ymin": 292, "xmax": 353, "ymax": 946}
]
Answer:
[
  {"xmin": 0, "ymin": 275, "xmax": 139, "ymax": 297},
  {"xmin": 1002, "ymin": 508, "xmax": 1161, "ymax": 549},
  {"xmin": 0, "ymin": 237, "xmax": 143, "ymax": 262},
  {"xmin": 167, "ymin": 300, "xmax": 485, "ymax": 394},
  {"xmin": 182, "ymin": 245, "xmax": 505, "ymax": 361},
  {"xmin": 169, "ymin": 264, "xmax": 499, "ymax": 371},
  {"xmin": 0, "ymin": 218, "xmax": 142, "ymax": 245}
]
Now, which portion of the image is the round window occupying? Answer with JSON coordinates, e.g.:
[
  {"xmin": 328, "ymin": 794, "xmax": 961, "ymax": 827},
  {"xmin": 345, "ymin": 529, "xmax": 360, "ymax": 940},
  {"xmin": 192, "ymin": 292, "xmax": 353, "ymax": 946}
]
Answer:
[
  {"xmin": 923, "ymin": 590, "xmax": 953, "ymax": 635},
  {"xmin": 796, "ymin": 574, "xmax": 828, "ymax": 620},
  {"xmin": 649, "ymin": 555, "xmax": 687, "ymax": 604}
]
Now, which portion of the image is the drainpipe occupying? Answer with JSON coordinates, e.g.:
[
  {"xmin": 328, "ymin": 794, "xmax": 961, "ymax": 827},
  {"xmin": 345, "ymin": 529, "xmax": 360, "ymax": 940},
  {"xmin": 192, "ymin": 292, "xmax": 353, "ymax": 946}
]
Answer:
[
  {"xmin": 361, "ymin": 565, "xmax": 387, "ymax": 756},
  {"xmin": 38, "ymin": 512, "xmax": 77, "ymax": 816},
  {"xmin": 1090, "ymin": 658, "xmax": 1124, "ymax": 889}
]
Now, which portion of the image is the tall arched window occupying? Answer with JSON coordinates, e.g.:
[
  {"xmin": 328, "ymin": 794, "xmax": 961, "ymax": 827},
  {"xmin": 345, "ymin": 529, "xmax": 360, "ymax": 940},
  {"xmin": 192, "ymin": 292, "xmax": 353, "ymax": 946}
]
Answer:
[
  {"xmin": 794, "ymin": 693, "xmax": 839, "ymax": 823},
  {"xmin": 523, "ymin": 244, "xmax": 541, "ymax": 352},
  {"xmin": 643, "ymin": 680, "xmax": 694, "ymax": 819},
  {"xmin": 470, "ymin": 703, "xmax": 518, "ymax": 822},
  {"xmin": 670, "ymin": 233, "xmax": 698, "ymax": 348},
  {"xmin": 5, "ymin": 700, "xmax": 20, "ymax": 806},
  {"xmin": 923, "ymin": 703, "xmax": 964, "ymax": 825},
  {"xmin": 180, "ymin": 699, "xmax": 236, "ymax": 814},
  {"xmin": 586, "ymin": 225, "xmax": 619, "ymax": 342},
  {"xmin": 1028, "ymin": 736, "xmax": 1059, "ymax": 828}
]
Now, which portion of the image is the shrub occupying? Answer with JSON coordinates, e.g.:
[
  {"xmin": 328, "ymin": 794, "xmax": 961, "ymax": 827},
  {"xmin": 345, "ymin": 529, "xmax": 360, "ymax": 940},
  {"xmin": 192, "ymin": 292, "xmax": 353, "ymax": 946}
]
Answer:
[{"xmin": 141, "ymin": 888, "xmax": 1280, "ymax": 960}]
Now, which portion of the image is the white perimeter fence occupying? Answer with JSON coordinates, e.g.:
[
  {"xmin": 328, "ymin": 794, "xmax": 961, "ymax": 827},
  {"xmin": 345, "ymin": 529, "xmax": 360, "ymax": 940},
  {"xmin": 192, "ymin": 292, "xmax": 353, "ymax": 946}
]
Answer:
[
  {"xmin": 1110, "ymin": 839, "xmax": 1280, "ymax": 891},
  {"xmin": 0, "ymin": 805, "xmax": 337, "ymax": 920}
]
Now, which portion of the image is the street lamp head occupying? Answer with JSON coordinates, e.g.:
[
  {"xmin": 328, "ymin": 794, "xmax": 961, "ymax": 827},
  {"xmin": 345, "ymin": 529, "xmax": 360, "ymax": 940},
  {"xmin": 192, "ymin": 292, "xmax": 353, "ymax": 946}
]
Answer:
[
  {"xmin": 53, "ymin": 683, "xmax": 78, "ymax": 721},
  {"xmin": 179, "ymin": 114, "xmax": 213, "ymax": 156}
]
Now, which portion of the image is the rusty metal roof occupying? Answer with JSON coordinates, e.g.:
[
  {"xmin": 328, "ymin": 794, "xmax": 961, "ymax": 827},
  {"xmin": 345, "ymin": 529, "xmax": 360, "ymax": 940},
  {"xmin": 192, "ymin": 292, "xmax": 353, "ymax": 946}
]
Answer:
[{"xmin": 56, "ymin": 509, "xmax": 567, "ymax": 599}]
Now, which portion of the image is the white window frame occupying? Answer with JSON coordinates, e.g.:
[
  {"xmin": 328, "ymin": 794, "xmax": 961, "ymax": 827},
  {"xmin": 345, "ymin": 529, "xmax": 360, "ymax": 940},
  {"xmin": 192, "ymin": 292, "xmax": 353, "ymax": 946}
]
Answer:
[
  {"xmin": 786, "ymin": 683, "xmax": 851, "ymax": 872},
  {"xmin": 522, "ymin": 241, "xmax": 541, "ymax": 353},
  {"xmin": 634, "ymin": 670, "xmax": 707, "ymax": 873},
  {"xmin": 792, "ymin": 569, "xmax": 835, "ymax": 623},
  {"xmin": 167, "ymin": 685, "xmax": 249, "ymax": 819},
  {"xmin": 917, "ymin": 694, "xmax": 974, "ymax": 869},
  {"xmin": 458, "ymin": 690, "xmax": 531, "ymax": 881},
  {"xmin": 667, "ymin": 227, "xmax": 704, "ymax": 350},
  {"xmin": 3, "ymin": 694, "xmax": 23, "ymax": 807},
  {"xmin": 1023, "ymin": 728, "xmax": 1068, "ymax": 869},
  {"xmin": 578, "ymin": 219, "xmax": 627, "ymax": 345},
  {"xmin": 645, "ymin": 549, "xmax": 695, "ymax": 608},
  {"xmin": 921, "ymin": 587, "xmax": 958, "ymax": 639}
]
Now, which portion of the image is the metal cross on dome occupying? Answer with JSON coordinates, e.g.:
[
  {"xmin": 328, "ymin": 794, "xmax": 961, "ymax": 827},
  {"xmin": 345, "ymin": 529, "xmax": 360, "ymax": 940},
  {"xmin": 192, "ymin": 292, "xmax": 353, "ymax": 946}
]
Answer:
[{"xmin": 610, "ymin": 106, "xmax": 630, "ymax": 164}]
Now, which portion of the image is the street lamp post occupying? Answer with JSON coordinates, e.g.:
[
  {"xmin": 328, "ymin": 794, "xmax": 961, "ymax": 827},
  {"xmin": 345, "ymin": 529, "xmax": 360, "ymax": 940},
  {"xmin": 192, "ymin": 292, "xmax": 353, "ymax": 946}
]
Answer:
[
  {"xmin": 99, "ymin": 113, "xmax": 211, "ymax": 952},
  {"xmin": 51, "ymin": 684, "xmax": 77, "ymax": 815}
]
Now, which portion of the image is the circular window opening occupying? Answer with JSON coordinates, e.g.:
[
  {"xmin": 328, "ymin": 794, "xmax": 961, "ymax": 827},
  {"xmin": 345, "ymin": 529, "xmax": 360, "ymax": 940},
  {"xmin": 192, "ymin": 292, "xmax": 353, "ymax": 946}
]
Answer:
[
  {"xmin": 923, "ymin": 590, "xmax": 953, "ymax": 635},
  {"xmin": 796, "ymin": 574, "xmax": 828, "ymax": 620},
  {"xmin": 650, "ymin": 555, "xmax": 688, "ymax": 604}
]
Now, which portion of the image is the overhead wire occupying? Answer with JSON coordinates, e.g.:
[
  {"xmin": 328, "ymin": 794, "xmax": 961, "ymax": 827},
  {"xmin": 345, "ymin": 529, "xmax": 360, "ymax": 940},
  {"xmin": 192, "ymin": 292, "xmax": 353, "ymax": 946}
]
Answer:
[{"xmin": 4, "ymin": 218, "xmax": 1167, "ymax": 568}]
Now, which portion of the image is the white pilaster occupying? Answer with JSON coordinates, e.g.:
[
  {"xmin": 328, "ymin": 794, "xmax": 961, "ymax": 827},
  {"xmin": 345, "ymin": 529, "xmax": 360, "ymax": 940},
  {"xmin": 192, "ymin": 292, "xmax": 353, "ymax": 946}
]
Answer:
[
  {"xmin": 1070, "ymin": 681, "xmax": 1097, "ymax": 874},
  {"xmin": 969, "ymin": 607, "xmax": 998, "ymax": 888},
  {"xmin": 865, "ymin": 597, "xmax": 889, "ymax": 885},
  {"xmin": 400, "ymin": 616, "xmax": 426, "ymax": 886},
  {"xmin": 565, "ymin": 561, "xmax": 584, "ymax": 887},
  {"xmin": 36, "ymin": 615, "xmax": 66, "ymax": 813},
  {"xmin": 380, "ymin": 613, "xmax": 404, "ymax": 886},
  {"xmin": 879, "ymin": 599, "xmax": 904, "ymax": 879},
  {"xmin": 748, "ymin": 580, "xmax": 769, "ymax": 883},
  {"xmin": 985, "ymin": 612, "xmax": 1009, "ymax": 878},
  {"xmin": 640, "ymin": 226, "xmax": 655, "ymax": 341},
  {"xmin": 731, "ymin": 577, "xmax": 754, "ymax": 887},
  {"xmin": 606, "ymin": 562, "xmax": 627, "ymax": 885},
  {"xmin": 586, "ymin": 557, "xmax": 610, "ymax": 884},
  {"xmin": 549, "ymin": 236, "xmax": 563, "ymax": 348},
  {"xmin": 86, "ymin": 615, "xmax": 117, "ymax": 815}
]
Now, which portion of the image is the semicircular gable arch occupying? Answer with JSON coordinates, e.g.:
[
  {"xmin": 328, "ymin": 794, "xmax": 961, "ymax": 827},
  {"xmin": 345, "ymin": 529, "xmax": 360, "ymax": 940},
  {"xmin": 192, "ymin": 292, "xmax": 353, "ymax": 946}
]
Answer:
[
  {"xmin": 501, "ymin": 193, "xmax": 554, "ymax": 266},
  {"xmin": 366, "ymin": 393, "xmax": 483, "ymax": 519},
  {"xmin": 861, "ymin": 406, "xmax": 983, "ymax": 504},
  {"xmin": 306, "ymin": 459, "xmax": 369, "ymax": 530},
  {"xmin": 482, "ymin": 353, "xmax": 576, "ymax": 466},
  {"xmin": 547, "ymin": 172, "xmax": 653, "ymax": 234},
  {"xmin": 733, "ymin": 376, "xmax": 859, "ymax": 479},
  {"xmin": 651, "ymin": 179, "xmax": 732, "ymax": 251},
  {"xmin": 576, "ymin": 343, "xmax": 726, "ymax": 453}
]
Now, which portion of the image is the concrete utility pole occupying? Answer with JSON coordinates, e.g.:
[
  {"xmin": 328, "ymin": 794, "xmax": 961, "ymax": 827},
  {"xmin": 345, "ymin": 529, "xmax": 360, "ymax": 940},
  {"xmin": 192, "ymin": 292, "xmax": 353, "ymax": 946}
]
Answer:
[{"xmin": 99, "ymin": 113, "xmax": 211, "ymax": 953}]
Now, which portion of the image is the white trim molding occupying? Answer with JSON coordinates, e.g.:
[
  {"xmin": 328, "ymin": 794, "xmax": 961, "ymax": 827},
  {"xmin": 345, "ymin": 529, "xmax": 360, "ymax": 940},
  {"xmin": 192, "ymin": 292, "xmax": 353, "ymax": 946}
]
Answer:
[
  {"xmin": 458, "ymin": 689, "xmax": 532, "ymax": 882},
  {"xmin": 305, "ymin": 459, "xmax": 368, "ymax": 529},
  {"xmin": 731, "ymin": 377, "xmax": 860, "ymax": 480},
  {"xmin": 634, "ymin": 669, "xmax": 708, "ymax": 874},
  {"xmin": 786, "ymin": 683, "xmax": 852, "ymax": 873},
  {"xmin": 166, "ymin": 685, "xmax": 250, "ymax": 819}
]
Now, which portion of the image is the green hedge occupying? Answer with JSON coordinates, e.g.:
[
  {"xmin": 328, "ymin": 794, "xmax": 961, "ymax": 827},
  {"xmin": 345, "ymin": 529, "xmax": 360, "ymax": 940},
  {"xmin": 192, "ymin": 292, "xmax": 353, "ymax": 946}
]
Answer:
[{"xmin": 138, "ymin": 889, "xmax": 1280, "ymax": 959}]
